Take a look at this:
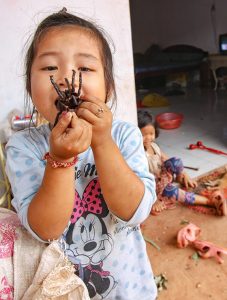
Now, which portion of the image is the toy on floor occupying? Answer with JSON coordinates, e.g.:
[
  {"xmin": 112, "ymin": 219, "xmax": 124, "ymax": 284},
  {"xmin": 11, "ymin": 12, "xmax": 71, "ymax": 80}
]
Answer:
[
  {"xmin": 177, "ymin": 223, "xmax": 227, "ymax": 264},
  {"xmin": 189, "ymin": 141, "xmax": 227, "ymax": 156},
  {"xmin": 177, "ymin": 223, "xmax": 201, "ymax": 248}
]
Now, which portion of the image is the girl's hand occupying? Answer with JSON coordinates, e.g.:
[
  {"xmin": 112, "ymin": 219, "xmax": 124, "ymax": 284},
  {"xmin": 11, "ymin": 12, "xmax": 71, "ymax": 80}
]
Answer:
[
  {"xmin": 76, "ymin": 95, "xmax": 113, "ymax": 149},
  {"xmin": 49, "ymin": 111, "xmax": 92, "ymax": 161},
  {"xmin": 177, "ymin": 172, "xmax": 198, "ymax": 189}
]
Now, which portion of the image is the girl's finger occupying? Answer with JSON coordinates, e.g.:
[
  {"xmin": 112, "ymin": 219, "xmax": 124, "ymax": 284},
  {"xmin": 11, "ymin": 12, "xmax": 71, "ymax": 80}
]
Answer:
[
  {"xmin": 193, "ymin": 182, "xmax": 198, "ymax": 188},
  {"xmin": 66, "ymin": 117, "xmax": 91, "ymax": 141},
  {"xmin": 77, "ymin": 106, "xmax": 102, "ymax": 124},
  {"xmin": 70, "ymin": 112, "xmax": 79, "ymax": 128},
  {"xmin": 78, "ymin": 100, "xmax": 107, "ymax": 116},
  {"xmin": 52, "ymin": 112, "xmax": 72, "ymax": 137},
  {"xmin": 77, "ymin": 122, "xmax": 92, "ymax": 147},
  {"xmin": 69, "ymin": 112, "xmax": 91, "ymax": 136},
  {"xmin": 79, "ymin": 94, "xmax": 104, "ymax": 106}
]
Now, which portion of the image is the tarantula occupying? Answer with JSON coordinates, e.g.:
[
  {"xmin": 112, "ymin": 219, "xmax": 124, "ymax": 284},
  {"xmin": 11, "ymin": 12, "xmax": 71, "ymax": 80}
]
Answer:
[{"xmin": 50, "ymin": 69, "xmax": 82, "ymax": 126}]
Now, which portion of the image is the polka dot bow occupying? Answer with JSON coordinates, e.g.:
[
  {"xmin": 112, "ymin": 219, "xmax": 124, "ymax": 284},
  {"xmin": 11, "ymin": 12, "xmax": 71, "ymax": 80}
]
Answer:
[{"xmin": 71, "ymin": 179, "xmax": 104, "ymax": 223}]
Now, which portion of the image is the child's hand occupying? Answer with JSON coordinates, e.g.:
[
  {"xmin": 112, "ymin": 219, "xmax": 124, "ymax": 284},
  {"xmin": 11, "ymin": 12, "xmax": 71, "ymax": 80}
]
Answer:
[
  {"xmin": 76, "ymin": 95, "xmax": 113, "ymax": 149},
  {"xmin": 177, "ymin": 172, "xmax": 198, "ymax": 189},
  {"xmin": 49, "ymin": 111, "xmax": 92, "ymax": 160}
]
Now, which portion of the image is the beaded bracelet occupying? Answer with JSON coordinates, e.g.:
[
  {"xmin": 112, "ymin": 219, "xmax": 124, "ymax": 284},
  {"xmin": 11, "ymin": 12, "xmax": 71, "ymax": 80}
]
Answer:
[{"xmin": 43, "ymin": 152, "xmax": 78, "ymax": 168}]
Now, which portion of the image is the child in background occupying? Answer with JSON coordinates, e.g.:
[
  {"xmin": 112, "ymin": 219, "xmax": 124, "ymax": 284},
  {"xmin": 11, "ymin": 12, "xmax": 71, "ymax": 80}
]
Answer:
[
  {"xmin": 5, "ymin": 9, "xmax": 157, "ymax": 300},
  {"xmin": 137, "ymin": 110, "xmax": 227, "ymax": 216}
]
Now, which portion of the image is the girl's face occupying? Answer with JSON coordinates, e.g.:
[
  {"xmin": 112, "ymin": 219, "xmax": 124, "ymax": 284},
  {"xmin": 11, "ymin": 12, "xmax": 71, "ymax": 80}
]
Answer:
[
  {"xmin": 30, "ymin": 26, "xmax": 106, "ymax": 124},
  {"xmin": 140, "ymin": 124, "xmax": 156, "ymax": 146}
]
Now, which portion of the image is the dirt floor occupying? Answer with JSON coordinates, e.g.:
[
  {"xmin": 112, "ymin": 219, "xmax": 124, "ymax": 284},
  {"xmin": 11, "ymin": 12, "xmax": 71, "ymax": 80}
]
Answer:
[{"xmin": 143, "ymin": 204, "xmax": 227, "ymax": 300}]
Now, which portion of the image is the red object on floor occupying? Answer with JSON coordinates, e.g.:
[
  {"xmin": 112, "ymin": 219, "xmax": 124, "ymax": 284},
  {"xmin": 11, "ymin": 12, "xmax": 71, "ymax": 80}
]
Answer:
[
  {"xmin": 155, "ymin": 112, "xmax": 184, "ymax": 129},
  {"xmin": 188, "ymin": 141, "xmax": 227, "ymax": 156}
]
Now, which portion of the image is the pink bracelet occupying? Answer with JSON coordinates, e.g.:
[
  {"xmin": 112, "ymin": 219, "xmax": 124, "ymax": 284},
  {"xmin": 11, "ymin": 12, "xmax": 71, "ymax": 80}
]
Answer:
[{"xmin": 43, "ymin": 152, "xmax": 78, "ymax": 168}]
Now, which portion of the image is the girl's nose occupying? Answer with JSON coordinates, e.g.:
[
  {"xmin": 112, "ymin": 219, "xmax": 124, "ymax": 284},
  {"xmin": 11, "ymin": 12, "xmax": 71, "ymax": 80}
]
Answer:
[
  {"xmin": 144, "ymin": 136, "xmax": 150, "ymax": 141},
  {"xmin": 56, "ymin": 69, "xmax": 78, "ymax": 90}
]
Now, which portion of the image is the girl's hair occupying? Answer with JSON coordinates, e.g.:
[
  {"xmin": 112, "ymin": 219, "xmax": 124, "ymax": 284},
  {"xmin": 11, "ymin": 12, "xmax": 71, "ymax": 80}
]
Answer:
[
  {"xmin": 25, "ymin": 7, "xmax": 116, "ymax": 102},
  {"xmin": 137, "ymin": 110, "xmax": 159, "ymax": 138}
]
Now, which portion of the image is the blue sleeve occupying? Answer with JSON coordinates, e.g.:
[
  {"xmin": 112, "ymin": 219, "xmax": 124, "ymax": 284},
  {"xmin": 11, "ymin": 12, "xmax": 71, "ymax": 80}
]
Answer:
[
  {"xmin": 5, "ymin": 131, "xmax": 48, "ymax": 242},
  {"xmin": 111, "ymin": 122, "xmax": 157, "ymax": 226}
]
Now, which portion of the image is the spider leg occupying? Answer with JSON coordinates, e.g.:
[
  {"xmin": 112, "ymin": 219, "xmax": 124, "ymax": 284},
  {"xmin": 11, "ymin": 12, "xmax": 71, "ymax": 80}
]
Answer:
[
  {"xmin": 65, "ymin": 74, "xmax": 75, "ymax": 102},
  {"xmin": 54, "ymin": 101, "xmax": 69, "ymax": 126},
  {"xmin": 50, "ymin": 75, "xmax": 64, "ymax": 99},
  {"xmin": 76, "ymin": 72, "xmax": 82, "ymax": 98},
  {"xmin": 64, "ymin": 90, "xmax": 70, "ymax": 100},
  {"xmin": 65, "ymin": 77, "xmax": 71, "ymax": 95},
  {"xmin": 71, "ymin": 69, "xmax": 76, "ymax": 93}
]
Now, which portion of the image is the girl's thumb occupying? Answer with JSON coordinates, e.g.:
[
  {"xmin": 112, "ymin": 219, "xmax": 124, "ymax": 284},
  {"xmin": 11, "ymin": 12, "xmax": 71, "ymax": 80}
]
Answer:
[{"xmin": 53, "ymin": 111, "xmax": 72, "ymax": 135}]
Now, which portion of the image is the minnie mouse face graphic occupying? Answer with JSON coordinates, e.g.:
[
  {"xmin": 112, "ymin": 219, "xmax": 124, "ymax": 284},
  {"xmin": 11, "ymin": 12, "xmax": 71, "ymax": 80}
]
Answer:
[
  {"xmin": 65, "ymin": 178, "xmax": 116, "ymax": 299},
  {"xmin": 67, "ymin": 213, "xmax": 113, "ymax": 266}
]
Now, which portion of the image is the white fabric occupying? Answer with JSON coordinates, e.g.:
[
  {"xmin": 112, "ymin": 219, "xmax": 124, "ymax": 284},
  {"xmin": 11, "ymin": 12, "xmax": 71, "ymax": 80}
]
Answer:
[
  {"xmin": 146, "ymin": 142, "xmax": 162, "ymax": 177},
  {"xmin": 0, "ymin": 208, "xmax": 90, "ymax": 300}
]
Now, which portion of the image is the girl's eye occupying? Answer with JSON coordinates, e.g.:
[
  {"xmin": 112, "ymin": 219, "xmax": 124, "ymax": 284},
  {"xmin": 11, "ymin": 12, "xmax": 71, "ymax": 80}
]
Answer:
[
  {"xmin": 42, "ymin": 66, "xmax": 58, "ymax": 71},
  {"xmin": 79, "ymin": 67, "xmax": 91, "ymax": 72}
]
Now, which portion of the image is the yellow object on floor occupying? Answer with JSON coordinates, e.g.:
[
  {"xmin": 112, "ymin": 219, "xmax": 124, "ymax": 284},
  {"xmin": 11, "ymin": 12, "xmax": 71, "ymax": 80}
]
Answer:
[{"xmin": 141, "ymin": 93, "xmax": 169, "ymax": 107}]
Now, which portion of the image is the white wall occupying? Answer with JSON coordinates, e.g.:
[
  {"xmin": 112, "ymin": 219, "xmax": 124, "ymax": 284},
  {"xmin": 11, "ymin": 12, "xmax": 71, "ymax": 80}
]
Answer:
[
  {"xmin": 130, "ymin": 0, "xmax": 227, "ymax": 54},
  {"xmin": 0, "ymin": 0, "xmax": 136, "ymax": 140}
]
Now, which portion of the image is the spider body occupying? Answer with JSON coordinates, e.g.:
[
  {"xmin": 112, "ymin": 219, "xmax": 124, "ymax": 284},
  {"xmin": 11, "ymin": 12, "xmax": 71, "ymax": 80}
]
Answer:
[{"xmin": 50, "ymin": 69, "xmax": 82, "ymax": 126}]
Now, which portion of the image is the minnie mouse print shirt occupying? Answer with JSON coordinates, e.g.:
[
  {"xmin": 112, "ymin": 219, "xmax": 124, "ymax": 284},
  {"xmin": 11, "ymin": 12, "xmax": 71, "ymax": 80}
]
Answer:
[{"xmin": 6, "ymin": 119, "xmax": 157, "ymax": 300}]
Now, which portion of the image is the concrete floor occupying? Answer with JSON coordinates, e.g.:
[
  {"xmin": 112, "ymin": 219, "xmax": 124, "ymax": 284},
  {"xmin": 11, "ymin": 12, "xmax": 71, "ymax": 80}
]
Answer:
[{"xmin": 138, "ymin": 87, "xmax": 227, "ymax": 178}]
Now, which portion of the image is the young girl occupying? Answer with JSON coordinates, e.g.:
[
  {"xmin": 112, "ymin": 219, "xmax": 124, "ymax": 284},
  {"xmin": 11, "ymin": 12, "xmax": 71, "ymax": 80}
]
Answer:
[
  {"xmin": 5, "ymin": 9, "xmax": 157, "ymax": 300},
  {"xmin": 137, "ymin": 110, "xmax": 227, "ymax": 216}
]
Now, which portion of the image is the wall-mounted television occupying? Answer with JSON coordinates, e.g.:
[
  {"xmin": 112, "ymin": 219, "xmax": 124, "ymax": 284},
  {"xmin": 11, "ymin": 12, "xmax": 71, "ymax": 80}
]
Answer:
[{"xmin": 219, "ymin": 33, "xmax": 227, "ymax": 55}]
